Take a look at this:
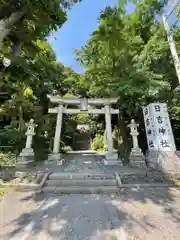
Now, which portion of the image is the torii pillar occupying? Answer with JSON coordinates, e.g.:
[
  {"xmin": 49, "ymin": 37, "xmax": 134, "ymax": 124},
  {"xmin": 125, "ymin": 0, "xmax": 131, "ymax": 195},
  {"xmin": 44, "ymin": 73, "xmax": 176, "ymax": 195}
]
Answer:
[{"xmin": 104, "ymin": 104, "xmax": 123, "ymax": 166}]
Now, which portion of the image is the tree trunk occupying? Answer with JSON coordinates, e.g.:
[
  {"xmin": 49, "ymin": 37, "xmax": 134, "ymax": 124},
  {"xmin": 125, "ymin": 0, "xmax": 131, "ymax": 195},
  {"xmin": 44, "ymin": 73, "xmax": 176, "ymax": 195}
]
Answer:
[
  {"xmin": 117, "ymin": 111, "xmax": 131, "ymax": 163},
  {"xmin": 0, "ymin": 11, "xmax": 25, "ymax": 47},
  {"xmin": 12, "ymin": 40, "xmax": 22, "ymax": 56},
  {"xmin": 18, "ymin": 105, "xmax": 25, "ymax": 132}
]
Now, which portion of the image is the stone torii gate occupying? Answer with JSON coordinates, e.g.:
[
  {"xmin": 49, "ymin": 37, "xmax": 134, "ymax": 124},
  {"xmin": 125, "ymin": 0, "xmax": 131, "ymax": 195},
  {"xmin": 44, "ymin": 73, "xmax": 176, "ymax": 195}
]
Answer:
[{"xmin": 47, "ymin": 95, "xmax": 123, "ymax": 166}]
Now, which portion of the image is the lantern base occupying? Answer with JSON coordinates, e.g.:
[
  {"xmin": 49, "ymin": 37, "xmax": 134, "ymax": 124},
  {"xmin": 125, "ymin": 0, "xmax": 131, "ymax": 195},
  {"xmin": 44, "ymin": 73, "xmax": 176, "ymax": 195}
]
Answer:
[
  {"xmin": 47, "ymin": 153, "xmax": 65, "ymax": 166},
  {"xmin": 129, "ymin": 148, "xmax": 147, "ymax": 168},
  {"xmin": 17, "ymin": 148, "xmax": 35, "ymax": 168}
]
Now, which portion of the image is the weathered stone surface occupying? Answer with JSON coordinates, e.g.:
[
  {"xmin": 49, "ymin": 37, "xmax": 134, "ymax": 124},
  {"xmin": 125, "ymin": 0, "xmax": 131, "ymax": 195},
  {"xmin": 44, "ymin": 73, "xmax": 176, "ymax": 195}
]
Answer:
[
  {"xmin": 42, "ymin": 186, "xmax": 118, "ymax": 194},
  {"xmin": 48, "ymin": 153, "xmax": 63, "ymax": 161},
  {"xmin": 129, "ymin": 148, "xmax": 147, "ymax": 168},
  {"xmin": 17, "ymin": 148, "xmax": 35, "ymax": 167},
  {"xmin": 17, "ymin": 119, "xmax": 37, "ymax": 166},
  {"xmin": 104, "ymin": 152, "xmax": 123, "ymax": 166},
  {"xmin": 49, "ymin": 172, "xmax": 114, "ymax": 180},
  {"xmin": 121, "ymin": 172, "xmax": 169, "ymax": 184},
  {"xmin": 46, "ymin": 179, "xmax": 117, "ymax": 186},
  {"xmin": 43, "ymin": 169, "xmax": 117, "ymax": 194},
  {"xmin": 146, "ymin": 150, "xmax": 180, "ymax": 173}
]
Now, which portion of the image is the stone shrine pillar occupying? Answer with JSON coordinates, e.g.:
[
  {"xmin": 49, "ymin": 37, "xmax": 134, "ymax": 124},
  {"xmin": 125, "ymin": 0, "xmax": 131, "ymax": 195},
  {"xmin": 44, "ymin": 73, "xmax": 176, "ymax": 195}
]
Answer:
[
  {"xmin": 128, "ymin": 119, "xmax": 146, "ymax": 168},
  {"xmin": 105, "ymin": 104, "xmax": 113, "ymax": 154},
  {"xmin": 104, "ymin": 104, "xmax": 123, "ymax": 166},
  {"xmin": 48, "ymin": 104, "xmax": 64, "ymax": 164},
  {"xmin": 143, "ymin": 103, "xmax": 180, "ymax": 172},
  {"xmin": 17, "ymin": 119, "xmax": 37, "ymax": 167}
]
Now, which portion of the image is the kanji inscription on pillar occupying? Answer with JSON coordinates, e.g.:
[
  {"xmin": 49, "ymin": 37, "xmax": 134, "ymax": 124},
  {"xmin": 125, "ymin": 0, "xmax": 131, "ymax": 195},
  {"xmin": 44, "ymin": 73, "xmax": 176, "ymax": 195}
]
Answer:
[
  {"xmin": 143, "ymin": 105, "xmax": 158, "ymax": 150},
  {"xmin": 143, "ymin": 103, "xmax": 176, "ymax": 151}
]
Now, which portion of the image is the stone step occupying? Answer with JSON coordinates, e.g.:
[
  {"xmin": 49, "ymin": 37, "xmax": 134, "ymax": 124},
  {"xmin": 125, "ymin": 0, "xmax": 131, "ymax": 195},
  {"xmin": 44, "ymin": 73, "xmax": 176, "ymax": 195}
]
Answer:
[
  {"xmin": 46, "ymin": 179, "xmax": 117, "ymax": 187},
  {"xmin": 42, "ymin": 186, "xmax": 118, "ymax": 194},
  {"xmin": 122, "ymin": 174, "xmax": 166, "ymax": 183},
  {"xmin": 49, "ymin": 172, "xmax": 114, "ymax": 180}
]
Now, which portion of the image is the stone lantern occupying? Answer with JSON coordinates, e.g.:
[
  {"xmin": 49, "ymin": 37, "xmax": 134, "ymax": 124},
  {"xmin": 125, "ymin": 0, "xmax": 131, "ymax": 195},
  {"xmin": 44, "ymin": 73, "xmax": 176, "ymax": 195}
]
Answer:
[
  {"xmin": 17, "ymin": 119, "xmax": 37, "ymax": 168},
  {"xmin": 128, "ymin": 119, "xmax": 146, "ymax": 168}
]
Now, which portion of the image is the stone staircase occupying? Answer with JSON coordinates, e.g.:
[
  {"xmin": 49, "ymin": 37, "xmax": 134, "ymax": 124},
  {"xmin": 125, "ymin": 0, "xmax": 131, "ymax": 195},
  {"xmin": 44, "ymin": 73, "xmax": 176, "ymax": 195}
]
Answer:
[
  {"xmin": 42, "ymin": 172, "xmax": 119, "ymax": 194},
  {"xmin": 41, "ymin": 170, "xmax": 180, "ymax": 194}
]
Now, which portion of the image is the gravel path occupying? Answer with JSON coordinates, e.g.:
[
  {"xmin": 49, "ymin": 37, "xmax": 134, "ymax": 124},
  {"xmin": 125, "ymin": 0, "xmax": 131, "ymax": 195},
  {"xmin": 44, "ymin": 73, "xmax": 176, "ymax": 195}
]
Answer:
[{"xmin": 1, "ymin": 188, "xmax": 180, "ymax": 239}]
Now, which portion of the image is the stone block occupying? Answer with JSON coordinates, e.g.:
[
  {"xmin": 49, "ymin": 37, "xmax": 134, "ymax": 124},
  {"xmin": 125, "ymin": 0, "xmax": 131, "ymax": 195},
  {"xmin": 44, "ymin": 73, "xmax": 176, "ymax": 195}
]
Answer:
[
  {"xmin": 104, "ymin": 152, "xmax": 123, "ymax": 166},
  {"xmin": 47, "ymin": 153, "xmax": 65, "ymax": 166},
  {"xmin": 129, "ymin": 148, "xmax": 147, "ymax": 168},
  {"xmin": 46, "ymin": 179, "xmax": 117, "ymax": 187},
  {"xmin": 42, "ymin": 186, "xmax": 118, "ymax": 194},
  {"xmin": 146, "ymin": 150, "xmax": 180, "ymax": 173},
  {"xmin": 17, "ymin": 148, "xmax": 34, "ymax": 168}
]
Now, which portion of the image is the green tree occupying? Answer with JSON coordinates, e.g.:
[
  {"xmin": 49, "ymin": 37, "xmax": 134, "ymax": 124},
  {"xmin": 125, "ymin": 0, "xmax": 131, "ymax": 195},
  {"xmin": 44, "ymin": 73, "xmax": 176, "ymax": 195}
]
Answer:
[
  {"xmin": 75, "ymin": 0, "xmax": 180, "ymax": 159},
  {"xmin": 0, "ymin": 39, "xmax": 71, "ymax": 156},
  {"xmin": 0, "ymin": 0, "xmax": 80, "ymax": 47}
]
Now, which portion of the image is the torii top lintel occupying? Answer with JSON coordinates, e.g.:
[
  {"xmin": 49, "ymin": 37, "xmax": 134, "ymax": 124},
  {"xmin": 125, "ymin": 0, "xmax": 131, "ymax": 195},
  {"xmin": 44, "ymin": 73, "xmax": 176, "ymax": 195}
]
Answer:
[{"xmin": 47, "ymin": 95, "xmax": 118, "ymax": 106}]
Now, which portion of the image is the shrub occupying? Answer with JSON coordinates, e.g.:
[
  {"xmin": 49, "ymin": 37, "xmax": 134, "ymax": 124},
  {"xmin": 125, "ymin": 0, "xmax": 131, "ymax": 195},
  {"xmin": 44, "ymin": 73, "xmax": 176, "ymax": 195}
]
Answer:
[
  {"xmin": 91, "ymin": 134, "xmax": 104, "ymax": 151},
  {"xmin": 0, "ymin": 152, "xmax": 16, "ymax": 168},
  {"xmin": 0, "ymin": 124, "xmax": 25, "ymax": 154},
  {"xmin": 62, "ymin": 146, "xmax": 72, "ymax": 153}
]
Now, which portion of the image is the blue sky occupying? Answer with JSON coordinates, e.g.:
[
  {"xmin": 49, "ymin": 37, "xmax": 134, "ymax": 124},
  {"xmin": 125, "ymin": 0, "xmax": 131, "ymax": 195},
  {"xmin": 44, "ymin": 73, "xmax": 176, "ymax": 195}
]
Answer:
[{"xmin": 49, "ymin": 0, "xmax": 135, "ymax": 72}]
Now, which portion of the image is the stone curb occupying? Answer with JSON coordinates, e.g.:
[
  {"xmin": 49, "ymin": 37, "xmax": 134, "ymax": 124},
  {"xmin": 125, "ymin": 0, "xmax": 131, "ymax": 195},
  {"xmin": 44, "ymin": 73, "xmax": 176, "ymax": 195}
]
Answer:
[
  {"xmin": 35, "ymin": 172, "xmax": 52, "ymax": 194},
  {"xmin": 49, "ymin": 172, "xmax": 114, "ymax": 180},
  {"xmin": 1, "ymin": 177, "xmax": 179, "ymax": 193},
  {"xmin": 120, "ymin": 171, "xmax": 180, "ymax": 176},
  {"xmin": 118, "ymin": 183, "xmax": 180, "ymax": 188},
  {"xmin": 45, "ymin": 179, "xmax": 117, "ymax": 187},
  {"xmin": 0, "ymin": 173, "xmax": 49, "ymax": 191},
  {"xmin": 0, "ymin": 182, "xmax": 40, "ymax": 191},
  {"xmin": 39, "ymin": 172, "xmax": 51, "ymax": 188},
  {"xmin": 42, "ymin": 186, "xmax": 118, "ymax": 194}
]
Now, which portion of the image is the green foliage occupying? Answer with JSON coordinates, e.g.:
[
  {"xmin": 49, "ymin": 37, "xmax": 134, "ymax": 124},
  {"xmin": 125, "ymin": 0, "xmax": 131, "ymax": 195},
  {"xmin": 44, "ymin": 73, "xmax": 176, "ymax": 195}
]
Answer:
[
  {"xmin": 73, "ymin": 0, "xmax": 180, "ymax": 154},
  {"xmin": 0, "ymin": 152, "xmax": 16, "ymax": 167},
  {"xmin": 103, "ymin": 131, "xmax": 108, "ymax": 152},
  {"xmin": 74, "ymin": 113, "xmax": 90, "ymax": 124},
  {"xmin": 91, "ymin": 129, "xmax": 119, "ymax": 152},
  {"xmin": 62, "ymin": 145, "xmax": 73, "ymax": 153},
  {"xmin": 0, "ymin": 0, "xmax": 81, "ymax": 47},
  {"xmin": 1, "ymin": 0, "xmax": 180, "ymax": 166},
  {"xmin": 0, "ymin": 185, "xmax": 11, "ymax": 197},
  {"xmin": 0, "ymin": 124, "xmax": 25, "ymax": 152},
  {"xmin": 91, "ymin": 134, "xmax": 104, "ymax": 151},
  {"xmin": 91, "ymin": 133, "xmax": 107, "ymax": 152},
  {"xmin": 0, "ymin": 22, "xmax": 80, "ymax": 162},
  {"xmin": 75, "ymin": 0, "xmax": 179, "ymax": 109}
]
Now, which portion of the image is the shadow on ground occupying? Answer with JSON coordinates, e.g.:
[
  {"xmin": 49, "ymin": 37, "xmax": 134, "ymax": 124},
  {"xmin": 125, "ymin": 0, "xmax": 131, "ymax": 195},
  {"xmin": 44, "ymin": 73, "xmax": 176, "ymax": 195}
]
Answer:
[
  {"xmin": 1, "ymin": 185, "xmax": 180, "ymax": 239},
  {"xmin": 1, "ymin": 154, "xmax": 180, "ymax": 239}
]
